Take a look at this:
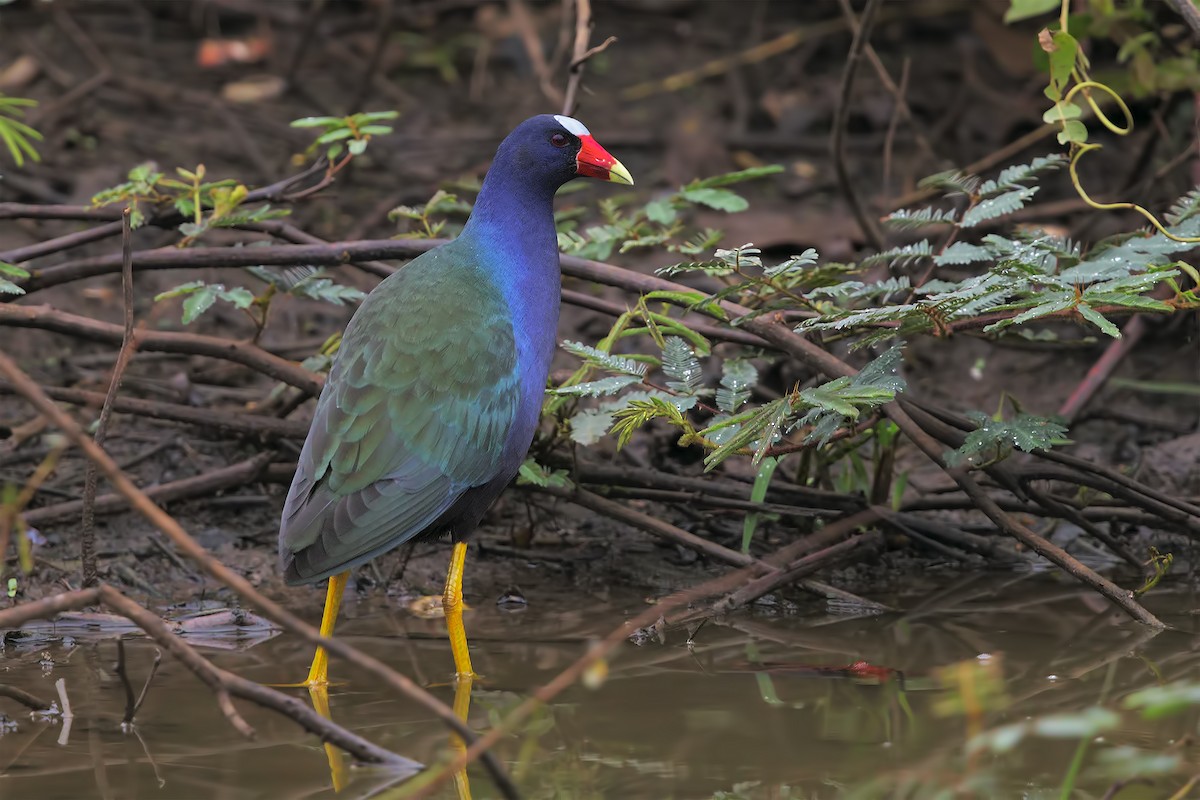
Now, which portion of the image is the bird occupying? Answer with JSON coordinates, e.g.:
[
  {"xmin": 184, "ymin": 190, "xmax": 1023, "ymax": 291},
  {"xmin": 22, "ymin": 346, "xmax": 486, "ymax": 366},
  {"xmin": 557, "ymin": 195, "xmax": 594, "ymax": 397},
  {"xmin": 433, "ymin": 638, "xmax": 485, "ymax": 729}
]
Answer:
[{"xmin": 279, "ymin": 114, "xmax": 633, "ymax": 686}]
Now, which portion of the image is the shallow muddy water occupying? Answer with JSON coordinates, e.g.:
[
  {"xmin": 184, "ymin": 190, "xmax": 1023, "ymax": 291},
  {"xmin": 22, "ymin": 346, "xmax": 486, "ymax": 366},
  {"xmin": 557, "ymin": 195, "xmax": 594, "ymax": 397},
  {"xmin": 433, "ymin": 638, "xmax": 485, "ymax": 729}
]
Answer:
[{"xmin": 2, "ymin": 574, "xmax": 1198, "ymax": 799}]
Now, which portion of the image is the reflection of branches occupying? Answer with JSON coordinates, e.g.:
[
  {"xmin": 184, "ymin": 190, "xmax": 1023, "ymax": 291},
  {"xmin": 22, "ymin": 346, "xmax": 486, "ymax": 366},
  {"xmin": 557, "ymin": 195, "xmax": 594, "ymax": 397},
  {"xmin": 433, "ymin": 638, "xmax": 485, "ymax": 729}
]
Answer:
[
  {"xmin": 0, "ymin": 683, "xmax": 53, "ymax": 711},
  {"xmin": 412, "ymin": 508, "xmax": 882, "ymax": 796},
  {"xmin": 116, "ymin": 640, "xmax": 162, "ymax": 729}
]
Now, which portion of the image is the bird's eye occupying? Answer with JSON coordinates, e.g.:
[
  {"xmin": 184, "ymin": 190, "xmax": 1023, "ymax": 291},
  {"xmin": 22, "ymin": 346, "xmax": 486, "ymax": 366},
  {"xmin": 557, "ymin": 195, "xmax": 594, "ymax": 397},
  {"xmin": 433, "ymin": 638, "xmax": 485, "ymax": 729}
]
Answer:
[{"xmin": 550, "ymin": 132, "xmax": 570, "ymax": 148}]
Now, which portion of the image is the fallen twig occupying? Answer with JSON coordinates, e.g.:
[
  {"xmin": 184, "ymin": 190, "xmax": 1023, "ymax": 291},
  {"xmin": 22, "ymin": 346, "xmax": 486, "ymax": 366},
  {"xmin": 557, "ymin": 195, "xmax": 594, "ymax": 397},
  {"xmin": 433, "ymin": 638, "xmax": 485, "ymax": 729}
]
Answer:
[
  {"xmin": 21, "ymin": 452, "xmax": 276, "ymax": 528},
  {"xmin": 0, "ymin": 303, "xmax": 321, "ymax": 395},
  {"xmin": 0, "ymin": 382, "xmax": 308, "ymax": 440}
]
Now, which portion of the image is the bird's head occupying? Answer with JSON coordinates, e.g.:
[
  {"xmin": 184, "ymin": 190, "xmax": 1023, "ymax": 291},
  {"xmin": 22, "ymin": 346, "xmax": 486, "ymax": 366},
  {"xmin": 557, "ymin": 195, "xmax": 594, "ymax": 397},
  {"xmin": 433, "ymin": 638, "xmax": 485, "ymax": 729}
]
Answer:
[{"xmin": 498, "ymin": 114, "xmax": 634, "ymax": 189}]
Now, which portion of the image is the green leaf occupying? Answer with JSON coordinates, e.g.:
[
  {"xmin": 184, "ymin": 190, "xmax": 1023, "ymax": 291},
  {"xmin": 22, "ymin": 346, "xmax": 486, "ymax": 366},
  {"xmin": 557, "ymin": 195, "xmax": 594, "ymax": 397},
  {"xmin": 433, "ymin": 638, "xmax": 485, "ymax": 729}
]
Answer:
[
  {"xmin": 960, "ymin": 187, "xmax": 1039, "ymax": 227},
  {"xmin": 154, "ymin": 280, "xmax": 206, "ymax": 301},
  {"xmin": 1056, "ymin": 119, "xmax": 1088, "ymax": 145},
  {"xmin": 1030, "ymin": 708, "xmax": 1120, "ymax": 738},
  {"xmin": 882, "ymin": 206, "xmax": 959, "ymax": 230},
  {"xmin": 1007, "ymin": 292, "xmax": 1075, "ymax": 326},
  {"xmin": 610, "ymin": 396, "xmax": 688, "ymax": 449},
  {"xmin": 860, "ymin": 241, "xmax": 933, "ymax": 269},
  {"xmin": 661, "ymin": 337, "xmax": 703, "ymax": 394},
  {"xmin": 918, "ymin": 169, "xmax": 981, "ymax": 196},
  {"xmin": 763, "ymin": 248, "xmax": 819, "ymax": 277},
  {"xmin": 560, "ymin": 340, "xmax": 647, "ymax": 376},
  {"xmin": 316, "ymin": 128, "xmax": 355, "ymax": 145},
  {"xmin": 644, "ymin": 198, "xmax": 677, "ymax": 225},
  {"xmin": 656, "ymin": 260, "xmax": 736, "ymax": 278},
  {"xmin": 1167, "ymin": 187, "xmax": 1200, "ymax": 226},
  {"xmin": 680, "ymin": 187, "xmax": 749, "ymax": 213},
  {"xmin": 976, "ymin": 155, "xmax": 1066, "ymax": 197},
  {"xmin": 552, "ymin": 375, "xmax": 643, "ymax": 397},
  {"xmin": 716, "ymin": 359, "xmax": 758, "ymax": 413},
  {"xmin": 1075, "ymin": 302, "xmax": 1121, "ymax": 337},
  {"xmin": 357, "ymin": 111, "xmax": 400, "ymax": 122},
  {"xmin": 946, "ymin": 411, "xmax": 1069, "ymax": 465},
  {"xmin": 688, "ymin": 165, "xmax": 784, "ymax": 189},
  {"xmin": 1124, "ymin": 682, "xmax": 1200, "ymax": 719},
  {"xmin": 347, "ymin": 138, "xmax": 368, "ymax": 156},
  {"xmin": 934, "ymin": 241, "xmax": 993, "ymax": 266},
  {"xmin": 569, "ymin": 408, "xmax": 616, "ymax": 445},
  {"xmin": 798, "ymin": 346, "xmax": 907, "ymax": 446},
  {"xmin": 217, "ymin": 286, "xmax": 255, "ymax": 309},
  {"xmin": 702, "ymin": 397, "xmax": 790, "ymax": 470},
  {"xmin": 1047, "ymin": 32, "xmax": 1079, "ymax": 97},
  {"xmin": 181, "ymin": 286, "xmax": 219, "ymax": 324},
  {"xmin": 0, "ymin": 261, "xmax": 30, "ymax": 279},
  {"xmin": 290, "ymin": 116, "xmax": 343, "ymax": 128},
  {"xmin": 1042, "ymin": 102, "xmax": 1082, "ymax": 123},
  {"xmin": 741, "ymin": 456, "xmax": 780, "ymax": 553},
  {"xmin": 1002, "ymin": 0, "xmax": 1060, "ymax": 22},
  {"xmin": 516, "ymin": 458, "xmax": 572, "ymax": 488},
  {"xmin": 286, "ymin": 273, "xmax": 366, "ymax": 305}
]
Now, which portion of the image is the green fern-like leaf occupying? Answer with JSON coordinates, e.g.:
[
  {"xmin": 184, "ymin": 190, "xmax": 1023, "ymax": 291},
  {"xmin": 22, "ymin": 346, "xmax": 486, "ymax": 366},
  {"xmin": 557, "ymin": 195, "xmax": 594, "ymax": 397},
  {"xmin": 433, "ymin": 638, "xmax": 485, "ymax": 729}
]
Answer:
[
  {"xmin": 798, "ymin": 346, "xmax": 907, "ymax": 445},
  {"xmin": 561, "ymin": 341, "xmax": 647, "ymax": 377},
  {"xmin": 1166, "ymin": 186, "xmax": 1200, "ymax": 226},
  {"xmin": 715, "ymin": 359, "xmax": 758, "ymax": 413},
  {"xmin": 960, "ymin": 187, "xmax": 1039, "ymax": 227},
  {"xmin": 0, "ymin": 261, "xmax": 29, "ymax": 296},
  {"xmin": 763, "ymin": 248, "xmax": 819, "ymax": 278},
  {"xmin": 610, "ymin": 396, "xmax": 687, "ymax": 448},
  {"xmin": 553, "ymin": 375, "xmax": 643, "ymax": 397},
  {"xmin": 860, "ymin": 241, "xmax": 933, "ymax": 269},
  {"xmin": 882, "ymin": 206, "xmax": 959, "ymax": 230},
  {"xmin": 919, "ymin": 169, "xmax": 981, "ymax": 196},
  {"xmin": 976, "ymin": 154, "xmax": 1065, "ymax": 198},
  {"xmin": 934, "ymin": 241, "xmax": 993, "ymax": 266},
  {"xmin": 661, "ymin": 337, "xmax": 703, "ymax": 394},
  {"xmin": 702, "ymin": 397, "xmax": 791, "ymax": 470},
  {"xmin": 946, "ymin": 411, "xmax": 1069, "ymax": 466},
  {"xmin": 809, "ymin": 276, "xmax": 910, "ymax": 302}
]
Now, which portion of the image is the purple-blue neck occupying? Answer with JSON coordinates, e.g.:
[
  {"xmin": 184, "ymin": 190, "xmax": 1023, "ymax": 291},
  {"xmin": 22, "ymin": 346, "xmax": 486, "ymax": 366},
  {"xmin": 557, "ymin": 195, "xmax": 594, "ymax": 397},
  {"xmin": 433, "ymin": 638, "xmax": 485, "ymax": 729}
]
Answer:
[
  {"xmin": 460, "ymin": 162, "xmax": 560, "ymax": 264},
  {"xmin": 457, "ymin": 155, "xmax": 563, "ymax": 359}
]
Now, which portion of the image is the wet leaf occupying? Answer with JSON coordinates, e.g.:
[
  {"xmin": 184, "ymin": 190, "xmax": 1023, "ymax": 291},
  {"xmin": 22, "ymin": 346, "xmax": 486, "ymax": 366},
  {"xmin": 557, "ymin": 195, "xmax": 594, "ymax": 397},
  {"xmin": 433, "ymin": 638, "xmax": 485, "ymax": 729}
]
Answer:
[{"xmin": 552, "ymin": 375, "xmax": 643, "ymax": 397}]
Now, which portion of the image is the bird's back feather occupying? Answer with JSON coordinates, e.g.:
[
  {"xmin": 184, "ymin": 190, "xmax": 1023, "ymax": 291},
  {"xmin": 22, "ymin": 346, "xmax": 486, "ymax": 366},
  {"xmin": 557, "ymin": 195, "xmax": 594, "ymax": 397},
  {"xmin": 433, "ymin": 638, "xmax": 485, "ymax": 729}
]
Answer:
[{"xmin": 280, "ymin": 243, "xmax": 522, "ymax": 583}]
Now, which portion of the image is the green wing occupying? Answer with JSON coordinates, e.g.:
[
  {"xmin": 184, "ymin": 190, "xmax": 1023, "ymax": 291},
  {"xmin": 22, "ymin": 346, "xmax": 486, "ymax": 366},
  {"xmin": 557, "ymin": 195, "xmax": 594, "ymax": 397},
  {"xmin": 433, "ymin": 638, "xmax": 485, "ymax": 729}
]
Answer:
[{"xmin": 280, "ymin": 246, "xmax": 520, "ymax": 582}]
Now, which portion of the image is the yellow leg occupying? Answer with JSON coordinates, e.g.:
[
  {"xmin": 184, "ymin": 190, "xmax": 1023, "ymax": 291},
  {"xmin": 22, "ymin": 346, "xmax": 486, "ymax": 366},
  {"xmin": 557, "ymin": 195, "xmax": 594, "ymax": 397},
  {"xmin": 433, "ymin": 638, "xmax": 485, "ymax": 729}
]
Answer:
[
  {"xmin": 443, "ymin": 541, "xmax": 475, "ymax": 679},
  {"xmin": 307, "ymin": 684, "xmax": 348, "ymax": 792},
  {"xmin": 450, "ymin": 674, "xmax": 475, "ymax": 800},
  {"xmin": 306, "ymin": 570, "xmax": 349, "ymax": 687}
]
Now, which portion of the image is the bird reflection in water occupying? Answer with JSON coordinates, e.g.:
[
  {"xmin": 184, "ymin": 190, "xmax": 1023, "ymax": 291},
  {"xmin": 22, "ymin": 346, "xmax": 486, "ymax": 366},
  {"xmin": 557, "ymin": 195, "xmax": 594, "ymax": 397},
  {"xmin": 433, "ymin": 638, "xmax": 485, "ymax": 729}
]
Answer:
[{"xmin": 304, "ymin": 678, "xmax": 476, "ymax": 798}]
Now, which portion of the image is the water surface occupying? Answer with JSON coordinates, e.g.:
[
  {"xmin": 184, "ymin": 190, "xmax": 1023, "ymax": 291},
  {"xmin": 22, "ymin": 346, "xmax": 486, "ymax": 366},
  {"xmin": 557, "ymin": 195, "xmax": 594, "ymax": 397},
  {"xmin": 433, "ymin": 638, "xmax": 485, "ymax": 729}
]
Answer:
[{"xmin": 1, "ymin": 574, "xmax": 1195, "ymax": 799}]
